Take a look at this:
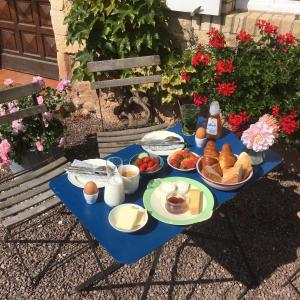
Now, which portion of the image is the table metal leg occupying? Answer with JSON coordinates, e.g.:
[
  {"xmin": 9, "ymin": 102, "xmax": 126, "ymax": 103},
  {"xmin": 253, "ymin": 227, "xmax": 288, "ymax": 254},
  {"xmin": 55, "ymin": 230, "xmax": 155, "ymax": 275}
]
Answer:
[
  {"xmin": 71, "ymin": 224, "xmax": 124, "ymax": 294},
  {"xmin": 141, "ymin": 247, "xmax": 163, "ymax": 300},
  {"xmin": 72, "ymin": 261, "xmax": 124, "ymax": 293}
]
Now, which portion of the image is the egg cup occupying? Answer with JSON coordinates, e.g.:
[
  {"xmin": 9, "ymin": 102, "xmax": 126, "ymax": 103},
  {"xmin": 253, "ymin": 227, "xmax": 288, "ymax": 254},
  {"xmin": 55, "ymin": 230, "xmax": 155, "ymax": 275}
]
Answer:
[
  {"xmin": 195, "ymin": 136, "xmax": 207, "ymax": 148},
  {"xmin": 83, "ymin": 191, "xmax": 99, "ymax": 204}
]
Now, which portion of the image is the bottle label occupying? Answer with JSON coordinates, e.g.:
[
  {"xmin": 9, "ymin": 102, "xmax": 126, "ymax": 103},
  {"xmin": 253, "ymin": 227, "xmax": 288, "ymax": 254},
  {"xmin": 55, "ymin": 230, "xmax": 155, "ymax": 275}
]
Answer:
[{"xmin": 206, "ymin": 117, "xmax": 218, "ymax": 135}]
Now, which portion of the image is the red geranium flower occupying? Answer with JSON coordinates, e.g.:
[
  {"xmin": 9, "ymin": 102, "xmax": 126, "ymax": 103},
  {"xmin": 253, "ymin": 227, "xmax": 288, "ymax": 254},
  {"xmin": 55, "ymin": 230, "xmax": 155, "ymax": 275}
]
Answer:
[
  {"xmin": 280, "ymin": 110, "xmax": 299, "ymax": 135},
  {"xmin": 217, "ymin": 82, "xmax": 237, "ymax": 96},
  {"xmin": 193, "ymin": 93, "xmax": 208, "ymax": 105},
  {"xmin": 278, "ymin": 32, "xmax": 296, "ymax": 46},
  {"xmin": 228, "ymin": 111, "xmax": 249, "ymax": 132},
  {"xmin": 236, "ymin": 30, "xmax": 251, "ymax": 44},
  {"xmin": 207, "ymin": 27, "xmax": 226, "ymax": 48},
  {"xmin": 215, "ymin": 59, "xmax": 234, "ymax": 74},
  {"xmin": 272, "ymin": 106, "xmax": 280, "ymax": 117},
  {"xmin": 256, "ymin": 19, "xmax": 278, "ymax": 36},
  {"xmin": 181, "ymin": 68, "xmax": 190, "ymax": 81},
  {"xmin": 192, "ymin": 52, "xmax": 210, "ymax": 67}
]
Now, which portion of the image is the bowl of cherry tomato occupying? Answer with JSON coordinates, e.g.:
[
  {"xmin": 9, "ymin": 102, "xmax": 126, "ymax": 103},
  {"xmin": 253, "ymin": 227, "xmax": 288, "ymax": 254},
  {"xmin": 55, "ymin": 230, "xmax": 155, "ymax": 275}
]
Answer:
[{"xmin": 130, "ymin": 152, "xmax": 164, "ymax": 175}]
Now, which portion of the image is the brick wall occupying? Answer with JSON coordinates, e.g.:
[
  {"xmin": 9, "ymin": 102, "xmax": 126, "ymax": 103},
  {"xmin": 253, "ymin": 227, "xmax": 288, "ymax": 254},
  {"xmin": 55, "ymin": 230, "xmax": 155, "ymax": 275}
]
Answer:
[{"xmin": 48, "ymin": 1, "xmax": 300, "ymax": 113}]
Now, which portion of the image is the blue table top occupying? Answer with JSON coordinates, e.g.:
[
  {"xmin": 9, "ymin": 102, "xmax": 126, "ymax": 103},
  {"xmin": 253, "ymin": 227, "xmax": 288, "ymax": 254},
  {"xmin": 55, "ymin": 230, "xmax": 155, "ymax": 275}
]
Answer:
[{"xmin": 49, "ymin": 123, "xmax": 282, "ymax": 264}]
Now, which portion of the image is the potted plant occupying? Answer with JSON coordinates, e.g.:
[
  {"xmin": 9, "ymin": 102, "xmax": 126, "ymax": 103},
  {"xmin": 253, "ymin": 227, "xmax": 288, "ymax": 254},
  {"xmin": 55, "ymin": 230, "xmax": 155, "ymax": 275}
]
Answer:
[{"xmin": 0, "ymin": 77, "xmax": 71, "ymax": 172}]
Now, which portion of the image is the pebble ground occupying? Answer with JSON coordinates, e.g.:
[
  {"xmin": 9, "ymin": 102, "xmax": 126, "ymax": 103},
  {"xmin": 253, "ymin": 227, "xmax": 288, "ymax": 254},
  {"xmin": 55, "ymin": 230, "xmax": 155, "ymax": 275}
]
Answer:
[{"xmin": 0, "ymin": 113, "xmax": 299, "ymax": 299}]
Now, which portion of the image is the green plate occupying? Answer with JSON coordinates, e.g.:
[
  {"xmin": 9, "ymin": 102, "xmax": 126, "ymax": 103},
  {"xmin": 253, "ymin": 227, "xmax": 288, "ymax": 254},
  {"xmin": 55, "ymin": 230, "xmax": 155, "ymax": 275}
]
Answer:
[{"xmin": 143, "ymin": 177, "xmax": 215, "ymax": 225}]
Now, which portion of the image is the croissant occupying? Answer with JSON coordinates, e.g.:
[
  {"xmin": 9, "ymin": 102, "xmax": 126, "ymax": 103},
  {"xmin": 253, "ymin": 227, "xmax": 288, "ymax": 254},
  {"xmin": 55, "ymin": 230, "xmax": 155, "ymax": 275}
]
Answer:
[
  {"xmin": 204, "ymin": 141, "xmax": 219, "ymax": 159},
  {"xmin": 201, "ymin": 156, "xmax": 219, "ymax": 169},
  {"xmin": 219, "ymin": 144, "xmax": 237, "ymax": 170}
]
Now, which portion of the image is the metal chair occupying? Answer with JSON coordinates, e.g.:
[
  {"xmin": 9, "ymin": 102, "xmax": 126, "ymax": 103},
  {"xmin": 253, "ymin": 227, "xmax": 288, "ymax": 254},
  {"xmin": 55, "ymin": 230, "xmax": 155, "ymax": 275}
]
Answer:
[
  {"xmin": 0, "ymin": 83, "xmax": 69, "ymax": 286},
  {"xmin": 87, "ymin": 55, "xmax": 168, "ymax": 158}
]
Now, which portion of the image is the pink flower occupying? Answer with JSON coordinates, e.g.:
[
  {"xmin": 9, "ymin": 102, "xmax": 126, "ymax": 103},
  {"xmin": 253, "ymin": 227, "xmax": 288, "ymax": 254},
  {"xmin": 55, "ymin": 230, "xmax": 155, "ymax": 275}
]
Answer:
[
  {"xmin": 0, "ymin": 152, "xmax": 9, "ymax": 161},
  {"xmin": 43, "ymin": 111, "xmax": 53, "ymax": 122},
  {"xmin": 36, "ymin": 141, "xmax": 44, "ymax": 152},
  {"xmin": 12, "ymin": 119, "xmax": 25, "ymax": 135},
  {"xmin": 56, "ymin": 79, "xmax": 71, "ymax": 92},
  {"xmin": 0, "ymin": 159, "xmax": 11, "ymax": 169},
  {"xmin": 259, "ymin": 114, "xmax": 280, "ymax": 138},
  {"xmin": 32, "ymin": 76, "xmax": 45, "ymax": 89},
  {"xmin": 7, "ymin": 101, "xmax": 19, "ymax": 113},
  {"xmin": 4, "ymin": 78, "xmax": 13, "ymax": 87},
  {"xmin": 37, "ymin": 96, "xmax": 44, "ymax": 105},
  {"xmin": 0, "ymin": 139, "xmax": 12, "ymax": 154},
  {"xmin": 58, "ymin": 137, "xmax": 65, "ymax": 148},
  {"xmin": 241, "ymin": 122, "xmax": 276, "ymax": 152}
]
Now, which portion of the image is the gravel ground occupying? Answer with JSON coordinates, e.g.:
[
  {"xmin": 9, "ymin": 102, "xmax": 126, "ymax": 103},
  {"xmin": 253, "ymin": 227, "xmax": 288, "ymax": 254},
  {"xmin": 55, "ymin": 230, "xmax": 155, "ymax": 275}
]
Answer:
[{"xmin": 0, "ymin": 113, "xmax": 299, "ymax": 299}]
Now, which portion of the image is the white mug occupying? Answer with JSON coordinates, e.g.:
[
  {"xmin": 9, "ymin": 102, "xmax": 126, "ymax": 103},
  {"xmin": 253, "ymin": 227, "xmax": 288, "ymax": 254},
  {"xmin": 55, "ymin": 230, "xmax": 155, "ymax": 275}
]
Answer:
[{"xmin": 119, "ymin": 164, "xmax": 140, "ymax": 194}]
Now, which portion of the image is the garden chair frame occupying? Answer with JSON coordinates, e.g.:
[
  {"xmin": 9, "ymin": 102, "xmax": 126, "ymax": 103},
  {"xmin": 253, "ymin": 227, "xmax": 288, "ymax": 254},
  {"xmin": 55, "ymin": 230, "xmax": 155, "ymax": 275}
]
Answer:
[
  {"xmin": 0, "ymin": 83, "xmax": 72, "ymax": 287},
  {"xmin": 87, "ymin": 55, "xmax": 168, "ymax": 158}
]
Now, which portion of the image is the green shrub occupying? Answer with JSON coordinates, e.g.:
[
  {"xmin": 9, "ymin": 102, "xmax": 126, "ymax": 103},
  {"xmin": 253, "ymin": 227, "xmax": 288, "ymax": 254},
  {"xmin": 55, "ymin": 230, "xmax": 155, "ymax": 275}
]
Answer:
[{"xmin": 65, "ymin": 0, "xmax": 172, "ymax": 81}]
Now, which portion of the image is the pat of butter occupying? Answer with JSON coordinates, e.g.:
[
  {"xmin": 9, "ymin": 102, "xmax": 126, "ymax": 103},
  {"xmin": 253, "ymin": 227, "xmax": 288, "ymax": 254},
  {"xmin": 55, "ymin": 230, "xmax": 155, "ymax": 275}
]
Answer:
[
  {"xmin": 189, "ymin": 189, "xmax": 203, "ymax": 215},
  {"xmin": 115, "ymin": 206, "xmax": 145, "ymax": 230}
]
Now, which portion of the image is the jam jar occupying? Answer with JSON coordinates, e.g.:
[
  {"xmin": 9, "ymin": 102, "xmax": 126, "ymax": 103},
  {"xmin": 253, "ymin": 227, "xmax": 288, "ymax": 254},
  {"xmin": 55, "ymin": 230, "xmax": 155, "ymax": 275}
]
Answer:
[{"xmin": 165, "ymin": 194, "xmax": 188, "ymax": 214}]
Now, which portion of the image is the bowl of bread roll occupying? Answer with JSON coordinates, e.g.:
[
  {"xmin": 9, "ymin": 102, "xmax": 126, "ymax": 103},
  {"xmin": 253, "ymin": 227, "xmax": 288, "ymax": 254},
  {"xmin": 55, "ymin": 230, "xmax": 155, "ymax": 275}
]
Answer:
[{"xmin": 196, "ymin": 140, "xmax": 253, "ymax": 191}]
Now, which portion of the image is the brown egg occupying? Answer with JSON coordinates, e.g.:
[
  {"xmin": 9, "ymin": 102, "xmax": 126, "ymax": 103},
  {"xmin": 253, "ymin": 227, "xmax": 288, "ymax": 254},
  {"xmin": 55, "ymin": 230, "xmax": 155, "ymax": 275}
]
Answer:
[
  {"xmin": 84, "ymin": 181, "xmax": 98, "ymax": 195},
  {"xmin": 196, "ymin": 127, "xmax": 206, "ymax": 139}
]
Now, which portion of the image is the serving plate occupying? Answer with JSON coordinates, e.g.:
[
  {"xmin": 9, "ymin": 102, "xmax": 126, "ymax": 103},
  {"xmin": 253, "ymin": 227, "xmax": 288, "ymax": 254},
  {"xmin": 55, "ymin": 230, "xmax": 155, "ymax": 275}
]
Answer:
[
  {"xmin": 67, "ymin": 159, "xmax": 113, "ymax": 188},
  {"xmin": 141, "ymin": 131, "xmax": 185, "ymax": 156},
  {"xmin": 143, "ymin": 177, "xmax": 214, "ymax": 225}
]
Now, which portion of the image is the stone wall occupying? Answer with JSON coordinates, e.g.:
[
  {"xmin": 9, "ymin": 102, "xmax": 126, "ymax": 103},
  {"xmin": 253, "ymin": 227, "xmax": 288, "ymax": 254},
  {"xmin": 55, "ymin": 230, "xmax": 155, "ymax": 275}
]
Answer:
[{"xmin": 49, "ymin": 0, "xmax": 300, "ymax": 115}]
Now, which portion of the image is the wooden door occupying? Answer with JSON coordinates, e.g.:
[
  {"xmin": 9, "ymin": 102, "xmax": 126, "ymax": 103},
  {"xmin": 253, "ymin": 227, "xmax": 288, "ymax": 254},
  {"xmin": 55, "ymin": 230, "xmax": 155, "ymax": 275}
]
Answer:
[{"xmin": 0, "ymin": 0, "xmax": 59, "ymax": 79}]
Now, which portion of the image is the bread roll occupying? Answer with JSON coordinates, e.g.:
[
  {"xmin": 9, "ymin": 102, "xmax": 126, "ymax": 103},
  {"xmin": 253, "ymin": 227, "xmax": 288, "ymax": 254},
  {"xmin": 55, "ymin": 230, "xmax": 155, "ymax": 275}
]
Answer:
[
  {"xmin": 234, "ymin": 152, "xmax": 252, "ymax": 179},
  {"xmin": 222, "ymin": 165, "xmax": 243, "ymax": 184},
  {"xmin": 219, "ymin": 144, "xmax": 237, "ymax": 170},
  {"xmin": 202, "ymin": 165, "xmax": 222, "ymax": 182}
]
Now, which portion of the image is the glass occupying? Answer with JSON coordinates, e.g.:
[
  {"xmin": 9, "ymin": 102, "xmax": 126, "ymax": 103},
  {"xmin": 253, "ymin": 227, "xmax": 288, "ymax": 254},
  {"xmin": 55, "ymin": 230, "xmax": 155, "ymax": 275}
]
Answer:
[
  {"xmin": 180, "ymin": 104, "xmax": 198, "ymax": 135},
  {"xmin": 245, "ymin": 149, "xmax": 265, "ymax": 165},
  {"xmin": 106, "ymin": 157, "xmax": 123, "ymax": 177}
]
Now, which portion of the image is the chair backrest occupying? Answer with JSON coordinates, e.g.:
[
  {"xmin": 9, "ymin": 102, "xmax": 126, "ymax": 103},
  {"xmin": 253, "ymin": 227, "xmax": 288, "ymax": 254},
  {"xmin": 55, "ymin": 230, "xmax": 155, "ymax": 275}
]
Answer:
[
  {"xmin": 87, "ymin": 55, "xmax": 161, "ymax": 90},
  {"xmin": 0, "ymin": 83, "xmax": 45, "ymax": 126}
]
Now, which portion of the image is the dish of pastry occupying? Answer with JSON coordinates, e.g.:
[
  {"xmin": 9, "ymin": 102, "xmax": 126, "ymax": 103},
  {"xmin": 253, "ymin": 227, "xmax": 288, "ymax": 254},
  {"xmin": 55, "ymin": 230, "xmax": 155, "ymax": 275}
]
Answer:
[
  {"xmin": 143, "ymin": 177, "xmax": 214, "ymax": 225},
  {"xmin": 196, "ymin": 141, "xmax": 253, "ymax": 191}
]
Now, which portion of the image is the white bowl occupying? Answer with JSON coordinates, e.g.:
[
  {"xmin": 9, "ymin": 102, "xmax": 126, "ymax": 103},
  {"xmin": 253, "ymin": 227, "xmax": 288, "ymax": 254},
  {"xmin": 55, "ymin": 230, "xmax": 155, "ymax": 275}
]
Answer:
[
  {"xmin": 108, "ymin": 204, "xmax": 148, "ymax": 233},
  {"xmin": 196, "ymin": 156, "xmax": 253, "ymax": 191},
  {"xmin": 167, "ymin": 151, "xmax": 200, "ymax": 172}
]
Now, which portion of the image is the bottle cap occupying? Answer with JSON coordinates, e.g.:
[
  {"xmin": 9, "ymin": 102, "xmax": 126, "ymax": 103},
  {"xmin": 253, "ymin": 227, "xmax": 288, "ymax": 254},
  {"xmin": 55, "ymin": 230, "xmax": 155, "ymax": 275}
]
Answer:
[{"xmin": 209, "ymin": 101, "xmax": 220, "ymax": 115}]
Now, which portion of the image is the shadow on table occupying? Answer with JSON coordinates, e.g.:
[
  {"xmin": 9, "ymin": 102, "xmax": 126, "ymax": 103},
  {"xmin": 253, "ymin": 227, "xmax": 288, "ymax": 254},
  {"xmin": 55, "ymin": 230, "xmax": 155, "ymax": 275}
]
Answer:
[{"xmin": 186, "ymin": 175, "xmax": 300, "ymax": 290}]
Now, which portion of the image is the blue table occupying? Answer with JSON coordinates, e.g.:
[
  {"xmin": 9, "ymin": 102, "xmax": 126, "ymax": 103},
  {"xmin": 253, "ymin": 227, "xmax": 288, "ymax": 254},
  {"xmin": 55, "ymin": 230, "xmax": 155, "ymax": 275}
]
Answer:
[{"xmin": 49, "ymin": 124, "xmax": 282, "ymax": 292}]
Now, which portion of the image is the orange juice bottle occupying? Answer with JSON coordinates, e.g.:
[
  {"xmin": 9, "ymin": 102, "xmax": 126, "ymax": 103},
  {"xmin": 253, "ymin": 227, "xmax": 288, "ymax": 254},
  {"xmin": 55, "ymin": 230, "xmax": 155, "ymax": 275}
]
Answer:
[{"xmin": 206, "ymin": 101, "xmax": 222, "ymax": 139}]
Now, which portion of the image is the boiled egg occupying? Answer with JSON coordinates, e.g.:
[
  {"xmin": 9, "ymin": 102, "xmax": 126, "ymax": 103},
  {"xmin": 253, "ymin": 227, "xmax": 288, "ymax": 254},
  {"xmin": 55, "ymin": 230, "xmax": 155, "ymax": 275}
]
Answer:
[
  {"xmin": 84, "ymin": 181, "xmax": 98, "ymax": 195},
  {"xmin": 196, "ymin": 127, "xmax": 206, "ymax": 139}
]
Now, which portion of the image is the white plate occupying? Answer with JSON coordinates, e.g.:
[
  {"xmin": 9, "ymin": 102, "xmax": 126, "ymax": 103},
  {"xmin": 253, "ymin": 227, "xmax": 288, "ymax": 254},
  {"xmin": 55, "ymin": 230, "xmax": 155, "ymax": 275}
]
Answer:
[
  {"xmin": 167, "ymin": 151, "xmax": 200, "ymax": 172},
  {"xmin": 108, "ymin": 204, "xmax": 148, "ymax": 233},
  {"xmin": 141, "ymin": 131, "xmax": 185, "ymax": 156},
  {"xmin": 67, "ymin": 159, "xmax": 113, "ymax": 188}
]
